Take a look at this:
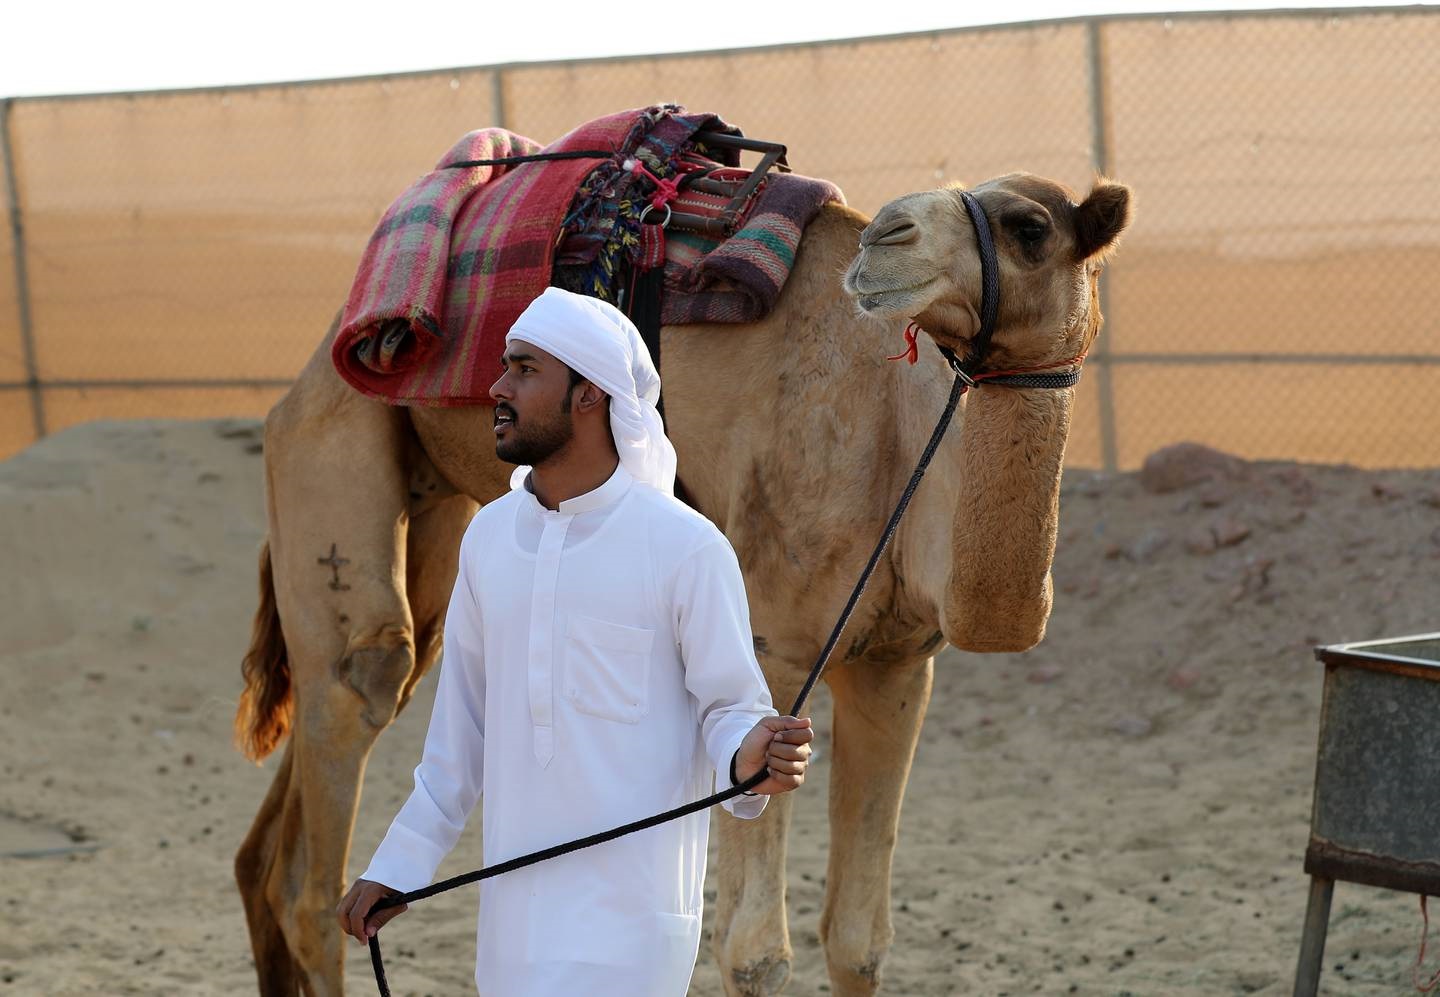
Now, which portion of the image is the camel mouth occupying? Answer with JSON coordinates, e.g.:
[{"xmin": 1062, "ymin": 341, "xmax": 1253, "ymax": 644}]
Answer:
[{"xmin": 850, "ymin": 278, "xmax": 937, "ymax": 315}]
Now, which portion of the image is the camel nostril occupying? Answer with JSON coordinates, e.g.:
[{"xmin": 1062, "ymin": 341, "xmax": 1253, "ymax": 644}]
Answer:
[{"xmin": 872, "ymin": 222, "xmax": 917, "ymax": 246}]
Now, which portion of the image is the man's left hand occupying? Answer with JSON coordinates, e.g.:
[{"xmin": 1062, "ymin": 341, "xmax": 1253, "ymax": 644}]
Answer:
[{"xmin": 735, "ymin": 716, "xmax": 813, "ymax": 795}]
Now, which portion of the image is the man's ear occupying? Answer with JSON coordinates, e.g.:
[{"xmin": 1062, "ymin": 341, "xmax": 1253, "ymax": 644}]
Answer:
[{"xmin": 574, "ymin": 381, "xmax": 609, "ymax": 414}]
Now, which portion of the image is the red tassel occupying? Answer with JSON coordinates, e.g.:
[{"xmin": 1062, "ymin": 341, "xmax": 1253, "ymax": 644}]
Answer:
[
  {"xmin": 886, "ymin": 322, "xmax": 921, "ymax": 365},
  {"xmin": 629, "ymin": 159, "xmax": 681, "ymax": 210}
]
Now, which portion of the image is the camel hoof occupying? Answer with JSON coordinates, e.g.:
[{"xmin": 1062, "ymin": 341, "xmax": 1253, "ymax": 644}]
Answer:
[
  {"xmin": 730, "ymin": 954, "xmax": 790, "ymax": 995},
  {"xmin": 828, "ymin": 954, "xmax": 884, "ymax": 996}
]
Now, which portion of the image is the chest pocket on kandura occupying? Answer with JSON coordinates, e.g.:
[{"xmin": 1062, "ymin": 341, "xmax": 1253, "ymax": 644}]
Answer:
[{"xmin": 563, "ymin": 615, "xmax": 656, "ymax": 724}]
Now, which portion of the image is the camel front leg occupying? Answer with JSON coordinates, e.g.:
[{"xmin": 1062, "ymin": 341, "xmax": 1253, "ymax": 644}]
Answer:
[
  {"xmin": 820, "ymin": 654, "xmax": 933, "ymax": 996},
  {"xmin": 712, "ymin": 791, "xmax": 795, "ymax": 996},
  {"xmin": 711, "ymin": 668, "xmax": 808, "ymax": 997}
]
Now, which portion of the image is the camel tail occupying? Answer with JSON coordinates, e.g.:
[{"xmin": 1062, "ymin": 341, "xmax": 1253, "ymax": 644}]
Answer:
[{"xmin": 235, "ymin": 542, "xmax": 293, "ymax": 763}]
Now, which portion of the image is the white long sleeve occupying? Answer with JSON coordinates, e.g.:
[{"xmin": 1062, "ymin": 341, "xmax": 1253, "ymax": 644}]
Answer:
[{"xmin": 671, "ymin": 539, "xmax": 776, "ymax": 819}]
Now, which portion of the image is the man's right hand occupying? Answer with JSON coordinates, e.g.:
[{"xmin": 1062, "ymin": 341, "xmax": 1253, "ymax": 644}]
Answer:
[{"xmin": 336, "ymin": 878, "xmax": 408, "ymax": 945}]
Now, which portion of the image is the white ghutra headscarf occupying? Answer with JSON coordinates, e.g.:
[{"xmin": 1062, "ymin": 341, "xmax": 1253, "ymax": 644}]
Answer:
[{"xmin": 505, "ymin": 287, "xmax": 677, "ymax": 496}]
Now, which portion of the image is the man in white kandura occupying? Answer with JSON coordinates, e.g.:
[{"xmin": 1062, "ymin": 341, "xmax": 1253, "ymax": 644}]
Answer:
[{"xmin": 337, "ymin": 287, "xmax": 813, "ymax": 995}]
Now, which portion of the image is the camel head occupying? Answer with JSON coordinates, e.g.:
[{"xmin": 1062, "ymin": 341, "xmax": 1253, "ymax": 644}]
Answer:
[{"xmin": 843, "ymin": 174, "xmax": 1131, "ymax": 370}]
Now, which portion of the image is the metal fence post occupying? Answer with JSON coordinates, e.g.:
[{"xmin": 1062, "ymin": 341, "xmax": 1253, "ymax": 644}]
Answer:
[
  {"xmin": 491, "ymin": 69, "xmax": 507, "ymax": 129},
  {"xmin": 1086, "ymin": 19, "xmax": 1119, "ymax": 473},
  {"xmin": 1, "ymin": 97, "xmax": 45, "ymax": 442}
]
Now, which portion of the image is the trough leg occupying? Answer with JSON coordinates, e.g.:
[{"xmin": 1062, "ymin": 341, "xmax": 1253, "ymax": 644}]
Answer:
[{"xmin": 1293, "ymin": 876, "xmax": 1333, "ymax": 997}]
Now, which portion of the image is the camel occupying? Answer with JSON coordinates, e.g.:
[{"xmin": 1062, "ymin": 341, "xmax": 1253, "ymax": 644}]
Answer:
[{"xmin": 233, "ymin": 170, "xmax": 1131, "ymax": 996}]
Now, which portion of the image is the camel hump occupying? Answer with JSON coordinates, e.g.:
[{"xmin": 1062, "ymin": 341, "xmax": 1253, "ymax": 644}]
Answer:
[{"xmin": 234, "ymin": 542, "xmax": 293, "ymax": 763}]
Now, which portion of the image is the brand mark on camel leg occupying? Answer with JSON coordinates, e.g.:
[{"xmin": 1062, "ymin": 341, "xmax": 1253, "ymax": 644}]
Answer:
[{"xmin": 317, "ymin": 543, "xmax": 351, "ymax": 591}]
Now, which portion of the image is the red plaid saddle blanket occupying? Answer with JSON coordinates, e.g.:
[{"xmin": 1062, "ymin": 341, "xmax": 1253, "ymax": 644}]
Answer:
[{"xmin": 332, "ymin": 105, "xmax": 842, "ymax": 406}]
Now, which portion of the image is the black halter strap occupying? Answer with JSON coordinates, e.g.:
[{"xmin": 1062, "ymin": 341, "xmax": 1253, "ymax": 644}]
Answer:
[
  {"xmin": 933, "ymin": 190, "xmax": 1002, "ymax": 382},
  {"xmin": 980, "ymin": 367, "xmax": 1084, "ymax": 389},
  {"xmin": 932, "ymin": 190, "xmax": 1083, "ymax": 392}
]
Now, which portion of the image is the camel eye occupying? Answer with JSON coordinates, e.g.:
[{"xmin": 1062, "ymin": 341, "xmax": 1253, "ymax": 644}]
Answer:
[
  {"xmin": 1010, "ymin": 216, "xmax": 1049, "ymax": 245},
  {"xmin": 1003, "ymin": 211, "xmax": 1053, "ymax": 261}
]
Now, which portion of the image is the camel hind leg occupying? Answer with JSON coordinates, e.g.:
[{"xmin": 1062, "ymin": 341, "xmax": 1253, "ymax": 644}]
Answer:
[
  {"xmin": 236, "ymin": 742, "xmax": 301, "ymax": 994},
  {"xmin": 234, "ymin": 348, "xmax": 453, "ymax": 995}
]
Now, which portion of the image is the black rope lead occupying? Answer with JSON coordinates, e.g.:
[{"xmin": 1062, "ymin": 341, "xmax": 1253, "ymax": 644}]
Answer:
[
  {"xmin": 441, "ymin": 149, "xmax": 617, "ymax": 170},
  {"xmin": 364, "ymin": 368, "xmax": 971, "ymax": 997},
  {"xmin": 787, "ymin": 373, "xmax": 968, "ymax": 712}
]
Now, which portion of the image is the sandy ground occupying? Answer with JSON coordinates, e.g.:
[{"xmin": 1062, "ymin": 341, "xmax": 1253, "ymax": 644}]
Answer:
[{"xmin": 3, "ymin": 419, "xmax": 1440, "ymax": 996}]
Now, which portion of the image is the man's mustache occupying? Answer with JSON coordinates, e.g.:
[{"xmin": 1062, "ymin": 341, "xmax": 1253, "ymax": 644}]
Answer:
[{"xmin": 494, "ymin": 403, "xmax": 518, "ymax": 424}]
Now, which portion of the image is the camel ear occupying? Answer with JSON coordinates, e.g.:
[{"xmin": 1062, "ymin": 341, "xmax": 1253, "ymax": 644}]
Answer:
[{"xmin": 1074, "ymin": 180, "xmax": 1131, "ymax": 261}]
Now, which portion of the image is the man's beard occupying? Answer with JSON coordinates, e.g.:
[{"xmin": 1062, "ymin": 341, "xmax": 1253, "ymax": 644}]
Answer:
[{"xmin": 494, "ymin": 401, "xmax": 575, "ymax": 466}]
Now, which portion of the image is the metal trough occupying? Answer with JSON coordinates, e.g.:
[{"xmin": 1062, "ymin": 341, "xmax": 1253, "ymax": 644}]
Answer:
[{"xmin": 1295, "ymin": 632, "xmax": 1440, "ymax": 996}]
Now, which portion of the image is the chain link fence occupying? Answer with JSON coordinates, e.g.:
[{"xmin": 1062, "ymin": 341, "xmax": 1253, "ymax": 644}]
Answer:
[{"xmin": 2, "ymin": 8, "xmax": 1437, "ymax": 468}]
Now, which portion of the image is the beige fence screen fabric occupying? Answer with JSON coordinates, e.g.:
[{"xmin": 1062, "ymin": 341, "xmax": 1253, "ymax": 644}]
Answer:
[{"xmin": 3, "ymin": 10, "xmax": 1436, "ymax": 468}]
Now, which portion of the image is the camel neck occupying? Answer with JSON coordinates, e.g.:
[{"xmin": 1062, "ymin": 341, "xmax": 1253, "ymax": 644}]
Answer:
[{"xmin": 940, "ymin": 382, "xmax": 1072, "ymax": 652}]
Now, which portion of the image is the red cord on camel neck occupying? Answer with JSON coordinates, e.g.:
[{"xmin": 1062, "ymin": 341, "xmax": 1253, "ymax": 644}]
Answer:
[
  {"xmin": 885, "ymin": 322, "xmax": 1086, "ymax": 379},
  {"xmin": 885, "ymin": 322, "xmax": 921, "ymax": 365}
]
